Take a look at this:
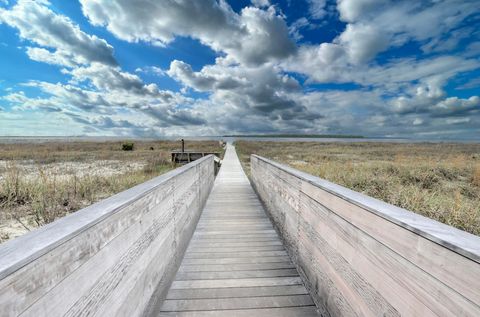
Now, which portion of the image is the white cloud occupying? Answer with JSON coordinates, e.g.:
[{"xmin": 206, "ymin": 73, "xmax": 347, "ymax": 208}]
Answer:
[
  {"xmin": 431, "ymin": 96, "xmax": 479, "ymax": 117},
  {"xmin": 285, "ymin": 45, "xmax": 479, "ymax": 89},
  {"xmin": 0, "ymin": 0, "xmax": 479, "ymax": 138},
  {"xmin": 0, "ymin": 0, "xmax": 213, "ymax": 134},
  {"xmin": 456, "ymin": 77, "xmax": 480, "ymax": 90},
  {"xmin": 446, "ymin": 117, "xmax": 471, "ymax": 125},
  {"xmin": 413, "ymin": 118, "xmax": 423, "ymax": 125},
  {"xmin": 289, "ymin": 17, "xmax": 310, "ymax": 41},
  {"xmin": 307, "ymin": 0, "xmax": 327, "ymax": 19},
  {"xmin": 135, "ymin": 66, "xmax": 167, "ymax": 77},
  {"xmin": 337, "ymin": 0, "xmax": 389, "ymax": 22},
  {"xmin": 166, "ymin": 58, "xmax": 326, "ymax": 132},
  {"xmin": 337, "ymin": 0, "xmax": 479, "ymax": 55},
  {"xmin": 251, "ymin": 0, "xmax": 270, "ymax": 8},
  {"xmin": 79, "ymin": 0, "xmax": 295, "ymax": 66},
  {"xmin": 338, "ymin": 23, "xmax": 389, "ymax": 64},
  {"xmin": 0, "ymin": 0, "xmax": 117, "ymax": 67},
  {"xmin": 26, "ymin": 47, "xmax": 78, "ymax": 67}
]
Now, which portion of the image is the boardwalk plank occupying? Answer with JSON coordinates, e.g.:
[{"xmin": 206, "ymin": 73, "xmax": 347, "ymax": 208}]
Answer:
[
  {"xmin": 158, "ymin": 307, "xmax": 319, "ymax": 317},
  {"xmin": 181, "ymin": 256, "xmax": 293, "ymax": 265},
  {"xmin": 166, "ymin": 285, "xmax": 309, "ymax": 300},
  {"xmin": 157, "ymin": 144, "xmax": 318, "ymax": 316},
  {"xmin": 161, "ymin": 295, "xmax": 314, "ymax": 311},
  {"xmin": 187, "ymin": 241, "xmax": 283, "ymax": 247},
  {"xmin": 171, "ymin": 277, "xmax": 304, "ymax": 289},
  {"xmin": 184, "ymin": 250, "xmax": 288, "ymax": 259},
  {"xmin": 178, "ymin": 262, "xmax": 295, "ymax": 272},
  {"xmin": 175, "ymin": 268, "xmax": 299, "ymax": 280}
]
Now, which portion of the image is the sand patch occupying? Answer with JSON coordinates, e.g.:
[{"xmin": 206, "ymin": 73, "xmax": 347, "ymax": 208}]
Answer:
[{"xmin": 0, "ymin": 160, "xmax": 146, "ymax": 181}]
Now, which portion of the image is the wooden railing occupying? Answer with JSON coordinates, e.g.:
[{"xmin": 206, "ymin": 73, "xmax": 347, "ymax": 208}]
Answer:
[
  {"xmin": 251, "ymin": 154, "xmax": 480, "ymax": 316},
  {"xmin": 0, "ymin": 155, "xmax": 215, "ymax": 317}
]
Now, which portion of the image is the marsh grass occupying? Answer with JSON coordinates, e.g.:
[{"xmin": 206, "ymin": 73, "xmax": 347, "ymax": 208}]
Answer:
[
  {"xmin": 0, "ymin": 140, "xmax": 223, "ymax": 242},
  {"xmin": 236, "ymin": 141, "xmax": 480, "ymax": 236}
]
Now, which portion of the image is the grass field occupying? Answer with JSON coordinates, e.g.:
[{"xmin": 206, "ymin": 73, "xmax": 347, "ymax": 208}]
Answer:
[
  {"xmin": 236, "ymin": 141, "xmax": 480, "ymax": 236},
  {"xmin": 0, "ymin": 140, "xmax": 223, "ymax": 243}
]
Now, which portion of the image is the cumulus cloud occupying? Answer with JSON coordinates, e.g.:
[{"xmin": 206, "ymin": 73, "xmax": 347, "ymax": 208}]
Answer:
[
  {"xmin": 0, "ymin": 0, "xmax": 213, "ymax": 134},
  {"xmin": 165, "ymin": 58, "xmax": 325, "ymax": 133},
  {"xmin": 26, "ymin": 47, "xmax": 78, "ymax": 67},
  {"xmin": 285, "ymin": 0, "xmax": 480, "ymax": 81},
  {"xmin": 337, "ymin": 0, "xmax": 389, "ymax": 22},
  {"xmin": 1, "ymin": 0, "xmax": 479, "ymax": 138},
  {"xmin": 79, "ymin": 0, "xmax": 295, "ymax": 65},
  {"xmin": 66, "ymin": 64, "xmax": 168, "ymax": 97},
  {"xmin": 0, "ymin": 0, "xmax": 117, "ymax": 67},
  {"xmin": 389, "ymin": 79, "xmax": 479, "ymax": 123},
  {"xmin": 5, "ymin": 78, "xmax": 206, "ymax": 132},
  {"xmin": 168, "ymin": 59, "xmax": 302, "ymax": 113},
  {"xmin": 251, "ymin": 0, "xmax": 270, "ymax": 8},
  {"xmin": 66, "ymin": 112, "xmax": 170, "ymax": 136},
  {"xmin": 285, "ymin": 46, "xmax": 479, "ymax": 90},
  {"xmin": 168, "ymin": 60, "xmax": 250, "ymax": 92},
  {"xmin": 336, "ymin": 0, "xmax": 479, "ymax": 58},
  {"xmin": 338, "ymin": 23, "xmax": 389, "ymax": 64},
  {"xmin": 430, "ymin": 96, "xmax": 479, "ymax": 118}
]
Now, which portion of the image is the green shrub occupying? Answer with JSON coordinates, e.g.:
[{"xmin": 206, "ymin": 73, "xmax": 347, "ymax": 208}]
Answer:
[{"xmin": 122, "ymin": 142, "xmax": 134, "ymax": 151}]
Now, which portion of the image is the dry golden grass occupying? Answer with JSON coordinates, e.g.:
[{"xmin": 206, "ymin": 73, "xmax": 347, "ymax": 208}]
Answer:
[
  {"xmin": 0, "ymin": 140, "xmax": 223, "ymax": 243},
  {"xmin": 236, "ymin": 141, "xmax": 480, "ymax": 236},
  {"xmin": 473, "ymin": 164, "xmax": 480, "ymax": 187}
]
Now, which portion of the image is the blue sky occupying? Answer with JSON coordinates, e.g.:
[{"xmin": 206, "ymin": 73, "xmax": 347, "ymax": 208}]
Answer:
[{"xmin": 0, "ymin": 0, "xmax": 479, "ymax": 139}]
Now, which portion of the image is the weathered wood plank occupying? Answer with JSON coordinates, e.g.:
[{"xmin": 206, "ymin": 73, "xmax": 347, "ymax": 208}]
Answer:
[
  {"xmin": 0, "ymin": 155, "xmax": 215, "ymax": 317},
  {"xmin": 187, "ymin": 240, "xmax": 283, "ymax": 248},
  {"xmin": 299, "ymin": 191, "xmax": 478, "ymax": 316},
  {"xmin": 181, "ymin": 256, "xmax": 293, "ymax": 265},
  {"xmin": 158, "ymin": 306, "xmax": 320, "ymax": 317},
  {"xmin": 251, "ymin": 153, "xmax": 480, "ymax": 317},
  {"xmin": 161, "ymin": 295, "xmax": 314, "ymax": 311},
  {"xmin": 184, "ymin": 250, "xmax": 288, "ymax": 259},
  {"xmin": 178, "ymin": 262, "xmax": 295, "ymax": 272},
  {"xmin": 166, "ymin": 285, "xmax": 309, "ymax": 300},
  {"xmin": 176, "ymin": 268, "xmax": 299, "ymax": 280},
  {"xmin": 187, "ymin": 245, "xmax": 285, "ymax": 253},
  {"xmin": 157, "ymin": 144, "xmax": 318, "ymax": 316},
  {"xmin": 171, "ymin": 276, "xmax": 303, "ymax": 290},
  {"xmin": 192, "ymin": 230, "xmax": 277, "ymax": 235},
  {"xmin": 191, "ymin": 233, "xmax": 278, "ymax": 239}
]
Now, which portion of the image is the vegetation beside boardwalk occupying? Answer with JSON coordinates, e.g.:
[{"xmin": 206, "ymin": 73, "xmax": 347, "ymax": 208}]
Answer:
[
  {"xmin": 0, "ymin": 140, "xmax": 223, "ymax": 243},
  {"xmin": 236, "ymin": 141, "xmax": 480, "ymax": 236}
]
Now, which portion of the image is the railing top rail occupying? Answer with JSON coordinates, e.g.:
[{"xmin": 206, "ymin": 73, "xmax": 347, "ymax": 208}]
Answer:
[
  {"xmin": 0, "ymin": 155, "xmax": 214, "ymax": 280},
  {"xmin": 252, "ymin": 154, "xmax": 480, "ymax": 263}
]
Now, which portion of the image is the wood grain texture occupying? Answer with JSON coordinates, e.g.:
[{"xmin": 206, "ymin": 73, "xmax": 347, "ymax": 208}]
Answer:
[
  {"xmin": 157, "ymin": 306, "xmax": 320, "ymax": 317},
  {"xmin": 0, "ymin": 155, "xmax": 215, "ymax": 317},
  {"xmin": 251, "ymin": 154, "xmax": 480, "ymax": 317},
  {"xmin": 156, "ymin": 144, "xmax": 319, "ymax": 317}
]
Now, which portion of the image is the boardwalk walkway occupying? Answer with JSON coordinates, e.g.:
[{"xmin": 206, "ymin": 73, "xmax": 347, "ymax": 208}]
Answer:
[{"xmin": 158, "ymin": 144, "xmax": 319, "ymax": 316}]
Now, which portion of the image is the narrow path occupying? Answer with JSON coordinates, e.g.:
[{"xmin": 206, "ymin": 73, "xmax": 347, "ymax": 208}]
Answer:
[{"xmin": 158, "ymin": 144, "xmax": 319, "ymax": 316}]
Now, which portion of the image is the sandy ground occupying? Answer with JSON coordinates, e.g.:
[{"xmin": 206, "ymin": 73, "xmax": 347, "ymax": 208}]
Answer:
[
  {"xmin": 0, "ymin": 218, "xmax": 32, "ymax": 242},
  {"xmin": 0, "ymin": 159, "xmax": 147, "ymax": 243},
  {"xmin": 0, "ymin": 159, "xmax": 146, "ymax": 181}
]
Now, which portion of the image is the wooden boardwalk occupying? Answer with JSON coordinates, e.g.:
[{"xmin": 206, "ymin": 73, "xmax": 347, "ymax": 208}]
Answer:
[{"xmin": 158, "ymin": 144, "xmax": 319, "ymax": 316}]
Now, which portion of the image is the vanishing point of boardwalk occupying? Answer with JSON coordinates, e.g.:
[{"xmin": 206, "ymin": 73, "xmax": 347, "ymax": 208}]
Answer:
[{"xmin": 158, "ymin": 144, "xmax": 319, "ymax": 316}]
